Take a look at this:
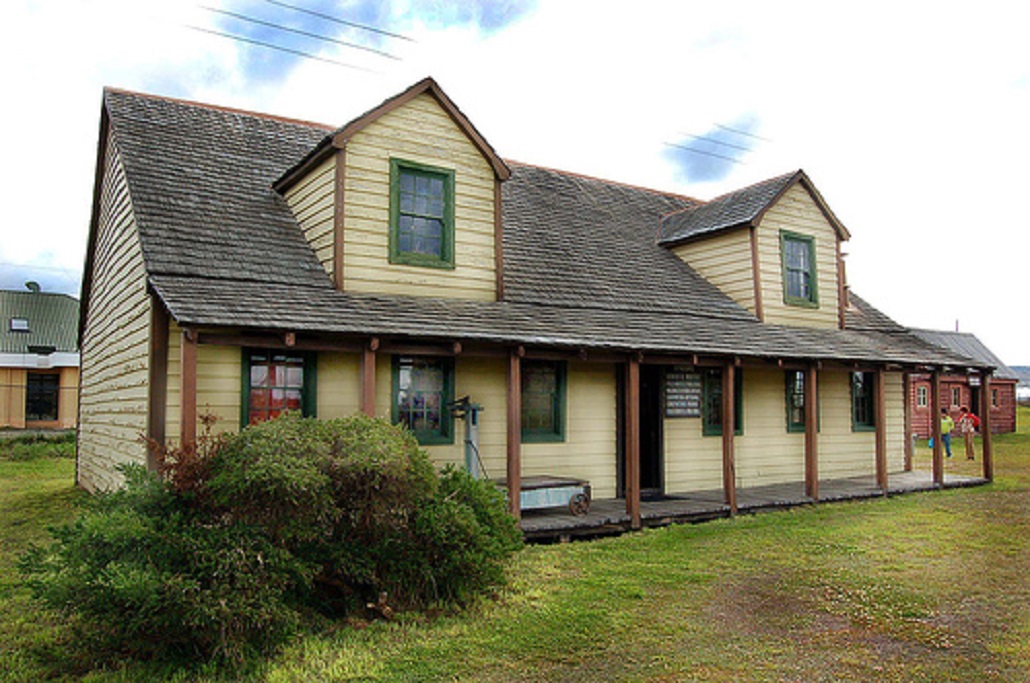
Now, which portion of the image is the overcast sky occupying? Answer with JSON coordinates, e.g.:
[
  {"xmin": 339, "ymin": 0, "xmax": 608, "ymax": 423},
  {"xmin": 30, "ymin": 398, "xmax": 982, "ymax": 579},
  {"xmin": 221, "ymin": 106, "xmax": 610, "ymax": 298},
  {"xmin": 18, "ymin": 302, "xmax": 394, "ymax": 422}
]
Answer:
[{"xmin": 3, "ymin": 0, "xmax": 1028, "ymax": 365}]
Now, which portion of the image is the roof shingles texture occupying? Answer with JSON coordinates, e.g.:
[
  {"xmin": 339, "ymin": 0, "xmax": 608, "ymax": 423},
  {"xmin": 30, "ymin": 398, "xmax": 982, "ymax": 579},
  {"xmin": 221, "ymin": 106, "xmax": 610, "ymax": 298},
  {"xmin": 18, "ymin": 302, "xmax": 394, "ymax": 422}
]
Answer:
[{"xmin": 103, "ymin": 90, "xmax": 983, "ymax": 370}]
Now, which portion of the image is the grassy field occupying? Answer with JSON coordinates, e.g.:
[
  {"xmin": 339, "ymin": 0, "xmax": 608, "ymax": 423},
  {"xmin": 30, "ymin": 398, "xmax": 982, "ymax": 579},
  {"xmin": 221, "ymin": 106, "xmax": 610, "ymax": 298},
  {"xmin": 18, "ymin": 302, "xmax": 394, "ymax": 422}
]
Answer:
[{"xmin": 1, "ymin": 412, "xmax": 1027, "ymax": 682}]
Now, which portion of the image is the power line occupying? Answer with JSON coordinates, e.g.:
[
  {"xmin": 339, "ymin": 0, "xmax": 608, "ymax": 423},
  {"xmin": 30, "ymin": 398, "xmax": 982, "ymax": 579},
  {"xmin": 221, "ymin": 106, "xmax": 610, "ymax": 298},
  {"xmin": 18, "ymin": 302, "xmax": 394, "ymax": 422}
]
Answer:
[
  {"xmin": 185, "ymin": 25, "xmax": 377, "ymax": 72},
  {"xmin": 664, "ymin": 142, "xmax": 745, "ymax": 164},
  {"xmin": 200, "ymin": 6, "xmax": 401, "ymax": 60},
  {"xmin": 261, "ymin": 0, "xmax": 415, "ymax": 42},
  {"xmin": 713, "ymin": 123, "xmax": 771, "ymax": 142},
  {"xmin": 679, "ymin": 133, "xmax": 753, "ymax": 153}
]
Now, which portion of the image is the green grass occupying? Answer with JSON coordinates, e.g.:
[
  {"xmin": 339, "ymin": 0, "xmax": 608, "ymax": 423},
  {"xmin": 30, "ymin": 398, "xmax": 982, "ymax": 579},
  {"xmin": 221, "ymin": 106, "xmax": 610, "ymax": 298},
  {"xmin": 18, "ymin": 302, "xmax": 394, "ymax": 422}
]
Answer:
[{"xmin": 2, "ymin": 411, "xmax": 1029, "ymax": 682}]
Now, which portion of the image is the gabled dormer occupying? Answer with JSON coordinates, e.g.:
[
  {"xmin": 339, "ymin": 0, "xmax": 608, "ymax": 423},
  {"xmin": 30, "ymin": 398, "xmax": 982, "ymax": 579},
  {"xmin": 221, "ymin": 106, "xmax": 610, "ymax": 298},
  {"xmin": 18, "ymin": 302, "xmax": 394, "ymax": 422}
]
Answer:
[
  {"xmin": 274, "ymin": 77, "xmax": 510, "ymax": 302},
  {"xmin": 659, "ymin": 170, "xmax": 851, "ymax": 329}
]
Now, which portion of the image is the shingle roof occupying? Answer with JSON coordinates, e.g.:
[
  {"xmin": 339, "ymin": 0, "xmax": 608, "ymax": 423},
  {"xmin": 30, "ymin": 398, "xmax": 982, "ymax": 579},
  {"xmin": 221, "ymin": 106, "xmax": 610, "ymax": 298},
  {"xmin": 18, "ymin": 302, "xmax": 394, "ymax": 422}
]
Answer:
[
  {"xmin": 910, "ymin": 329, "xmax": 1018, "ymax": 380},
  {"xmin": 99, "ymin": 88, "xmax": 980, "ymax": 371},
  {"xmin": 0, "ymin": 289, "xmax": 79, "ymax": 355}
]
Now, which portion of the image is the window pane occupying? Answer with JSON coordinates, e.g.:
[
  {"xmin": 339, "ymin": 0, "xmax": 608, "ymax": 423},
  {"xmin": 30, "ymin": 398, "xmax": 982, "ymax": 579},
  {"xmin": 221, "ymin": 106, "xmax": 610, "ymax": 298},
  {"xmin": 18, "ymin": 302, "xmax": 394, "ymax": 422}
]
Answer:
[
  {"xmin": 26, "ymin": 374, "xmax": 59, "ymax": 421},
  {"xmin": 248, "ymin": 353, "xmax": 306, "ymax": 425}
]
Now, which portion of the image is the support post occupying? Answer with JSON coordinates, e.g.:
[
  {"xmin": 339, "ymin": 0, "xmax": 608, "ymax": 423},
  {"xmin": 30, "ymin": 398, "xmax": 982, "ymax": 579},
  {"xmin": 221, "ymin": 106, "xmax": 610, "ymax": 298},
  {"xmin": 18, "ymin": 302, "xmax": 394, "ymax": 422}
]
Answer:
[
  {"xmin": 360, "ymin": 338, "xmax": 378, "ymax": 417},
  {"xmin": 506, "ymin": 349, "xmax": 522, "ymax": 520},
  {"xmin": 722, "ymin": 362, "xmax": 737, "ymax": 514},
  {"xmin": 875, "ymin": 368, "xmax": 888, "ymax": 493},
  {"xmin": 903, "ymin": 372, "xmax": 913, "ymax": 471},
  {"xmin": 931, "ymin": 369, "xmax": 943, "ymax": 487},
  {"xmin": 147, "ymin": 296, "xmax": 169, "ymax": 471},
  {"xmin": 625, "ymin": 356, "xmax": 642, "ymax": 529},
  {"xmin": 180, "ymin": 327, "xmax": 198, "ymax": 446},
  {"xmin": 981, "ymin": 372, "xmax": 994, "ymax": 481},
  {"xmin": 804, "ymin": 364, "xmax": 819, "ymax": 500}
]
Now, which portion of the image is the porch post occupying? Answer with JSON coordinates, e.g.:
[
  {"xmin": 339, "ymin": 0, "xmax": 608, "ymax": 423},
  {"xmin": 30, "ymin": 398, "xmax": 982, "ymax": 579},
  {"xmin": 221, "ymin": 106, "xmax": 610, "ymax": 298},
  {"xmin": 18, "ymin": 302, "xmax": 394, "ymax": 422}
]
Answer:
[
  {"xmin": 722, "ymin": 362, "xmax": 737, "ymax": 514},
  {"xmin": 875, "ymin": 368, "xmax": 888, "ymax": 493},
  {"xmin": 147, "ymin": 295, "xmax": 169, "ymax": 470},
  {"xmin": 180, "ymin": 327, "xmax": 198, "ymax": 446},
  {"xmin": 931, "ymin": 369, "xmax": 944, "ymax": 487},
  {"xmin": 360, "ymin": 338, "xmax": 378, "ymax": 417},
  {"xmin": 980, "ymin": 372, "xmax": 994, "ymax": 481},
  {"xmin": 804, "ymin": 363, "xmax": 819, "ymax": 501},
  {"xmin": 625, "ymin": 355, "xmax": 642, "ymax": 529},
  {"xmin": 506, "ymin": 348, "xmax": 522, "ymax": 520},
  {"xmin": 903, "ymin": 372, "xmax": 913, "ymax": 471}
]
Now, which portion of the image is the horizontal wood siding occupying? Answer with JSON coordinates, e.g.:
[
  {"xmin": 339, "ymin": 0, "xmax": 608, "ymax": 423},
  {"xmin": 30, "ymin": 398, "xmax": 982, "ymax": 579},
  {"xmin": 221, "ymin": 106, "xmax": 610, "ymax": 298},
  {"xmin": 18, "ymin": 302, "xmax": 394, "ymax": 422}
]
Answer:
[
  {"xmin": 884, "ymin": 371, "xmax": 905, "ymax": 472},
  {"xmin": 664, "ymin": 410, "xmax": 724, "ymax": 494},
  {"xmin": 911, "ymin": 376, "xmax": 1017, "ymax": 436},
  {"xmin": 165, "ymin": 322, "xmax": 242, "ymax": 441},
  {"xmin": 818, "ymin": 371, "xmax": 876, "ymax": 478},
  {"xmin": 757, "ymin": 183, "xmax": 841, "ymax": 329},
  {"xmin": 0, "ymin": 368, "xmax": 26, "ymax": 428},
  {"xmin": 671, "ymin": 228, "xmax": 756, "ymax": 315},
  {"xmin": 343, "ymin": 93, "xmax": 497, "ymax": 301},
  {"xmin": 735, "ymin": 368, "xmax": 806, "ymax": 488},
  {"xmin": 284, "ymin": 155, "xmax": 336, "ymax": 280},
  {"xmin": 78, "ymin": 137, "xmax": 151, "ymax": 491},
  {"xmin": 317, "ymin": 352, "xmax": 362, "ymax": 418}
]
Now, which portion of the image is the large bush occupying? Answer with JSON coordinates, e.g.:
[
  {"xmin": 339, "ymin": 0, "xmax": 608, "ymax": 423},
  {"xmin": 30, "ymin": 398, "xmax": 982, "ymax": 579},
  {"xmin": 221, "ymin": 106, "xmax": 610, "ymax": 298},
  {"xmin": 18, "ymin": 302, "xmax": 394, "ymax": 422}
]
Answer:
[{"xmin": 20, "ymin": 414, "xmax": 521, "ymax": 663}]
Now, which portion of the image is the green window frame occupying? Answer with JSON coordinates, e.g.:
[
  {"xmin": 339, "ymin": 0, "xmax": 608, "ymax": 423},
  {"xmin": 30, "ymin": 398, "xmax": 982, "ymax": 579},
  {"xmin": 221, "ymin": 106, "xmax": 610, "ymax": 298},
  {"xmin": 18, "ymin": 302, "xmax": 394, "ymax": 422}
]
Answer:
[
  {"xmin": 241, "ymin": 350, "xmax": 317, "ymax": 427},
  {"xmin": 389, "ymin": 158, "xmax": 455, "ymax": 269},
  {"xmin": 702, "ymin": 368, "xmax": 743, "ymax": 437},
  {"xmin": 851, "ymin": 371, "xmax": 876, "ymax": 431},
  {"xmin": 785, "ymin": 370, "xmax": 806, "ymax": 433},
  {"xmin": 780, "ymin": 230, "xmax": 818, "ymax": 307},
  {"xmin": 521, "ymin": 360, "xmax": 567, "ymax": 443},
  {"xmin": 392, "ymin": 356, "xmax": 455, "ymax": 445}
]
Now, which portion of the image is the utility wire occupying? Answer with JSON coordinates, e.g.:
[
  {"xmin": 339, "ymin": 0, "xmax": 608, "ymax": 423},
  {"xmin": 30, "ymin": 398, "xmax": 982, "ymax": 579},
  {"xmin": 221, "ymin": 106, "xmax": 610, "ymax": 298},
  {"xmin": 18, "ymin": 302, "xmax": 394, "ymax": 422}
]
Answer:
[
  {"xmin": 679, "ymin": 133, "xmax": 753, "ymax": 153},
  {"xmin": 261, "ymin": 0, "xmax": 415, "ymax": 42},
  {"xmin": 200, "ymin": 6, "xmax": 401, "ymax": 60},
  {"xmin": 664, "ymin": 142, "xmax": 745, "ymax": 164},
  {"xmin": 714, "ymin": 123, "xmax": 771, "ymax": 142},
  {"xmin": 185, "ymin": 25, "xmax": 377, "ymax": 72}
]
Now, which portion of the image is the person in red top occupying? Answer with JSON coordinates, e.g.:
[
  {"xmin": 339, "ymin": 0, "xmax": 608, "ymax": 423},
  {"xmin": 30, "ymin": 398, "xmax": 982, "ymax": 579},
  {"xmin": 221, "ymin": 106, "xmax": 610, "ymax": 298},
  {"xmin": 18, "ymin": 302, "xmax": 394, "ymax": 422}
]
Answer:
[{"xmin": 957, "ymin": 406, "xmax": 979, "ymax": 461}]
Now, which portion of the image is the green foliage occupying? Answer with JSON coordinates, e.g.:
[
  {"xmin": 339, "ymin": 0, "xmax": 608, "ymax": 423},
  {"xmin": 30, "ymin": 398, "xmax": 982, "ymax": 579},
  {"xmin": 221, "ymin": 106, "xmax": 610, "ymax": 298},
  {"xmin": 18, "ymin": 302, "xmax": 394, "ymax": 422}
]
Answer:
[{"xmin": 0, "ymin": 431, "xmax": 75, "ymax": 461}]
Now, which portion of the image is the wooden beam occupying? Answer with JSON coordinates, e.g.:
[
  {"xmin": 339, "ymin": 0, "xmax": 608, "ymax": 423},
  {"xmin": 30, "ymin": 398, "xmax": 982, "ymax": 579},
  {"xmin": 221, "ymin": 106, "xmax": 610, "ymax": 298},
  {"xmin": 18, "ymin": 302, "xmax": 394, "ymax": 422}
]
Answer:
[
  {"xmin": 147, "ymin": 295, "xmax": 169, "ymax": 469},
  {"xmin": 284, "ymin": 331, "xmax": 296, "ymax": 347},
  {"xmin": 624, "ymin": 356, "xmax": 641, "ymax": 529},
  {"xmin": 804, "ymin": 364, "xmax": 819, "ymax": 500},
  {"xmin": 722, "ymin": 362, "xmax": 737, "ymax": 513},
  {"xmin": 198, "ymin": 332, "xmax": 363, "ymax": 354},
  {"xmin": 180, "ymin": 327, "xmax": 198, "ymax": 446},
  {"xmin": 360, "ymin": 342, "xmax": 376, "ymax": 417},
  {"xmin": 494, "ymin": 177, "xmax": 504, "ymax": 301},
  {"xmin": 875, "ymin": 368, "xmax": 888, "ymax": 493},
  {"xmin": 333, "ymin": 147, "xmax": 346, "ymax": 290},
  {"xmin": 750, "ymin": 226, "xmax": 764, "ymax": 321},
  {"xmin": 506, "ymin": 350, "xmax": 522, "ymax": 520},
  {"xmin": 981, "ymin": 373, "xmax": 994, "ymax": 481},
  {"xmin": 903, "ymin": 372, "xmax": 913, "ymax": 472},
  {"xmin": 931, "ymin": 369, "xmax": 943, "ymax": 487}
]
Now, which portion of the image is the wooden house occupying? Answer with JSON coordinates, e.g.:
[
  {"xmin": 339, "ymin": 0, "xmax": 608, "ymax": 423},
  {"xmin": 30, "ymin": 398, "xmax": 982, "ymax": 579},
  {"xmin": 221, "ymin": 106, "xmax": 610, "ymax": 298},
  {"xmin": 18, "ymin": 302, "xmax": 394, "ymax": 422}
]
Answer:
[
  {"xmin": 908, "ymin": 329, "xmax": 1018, "ymax": 436},
  {"xmin": 77, "ymin": 78, "xmax": 997, "ymax": 534},
  {"xmin": 0, "ymin": 285, "xmax": 80, "ymax": 429}
]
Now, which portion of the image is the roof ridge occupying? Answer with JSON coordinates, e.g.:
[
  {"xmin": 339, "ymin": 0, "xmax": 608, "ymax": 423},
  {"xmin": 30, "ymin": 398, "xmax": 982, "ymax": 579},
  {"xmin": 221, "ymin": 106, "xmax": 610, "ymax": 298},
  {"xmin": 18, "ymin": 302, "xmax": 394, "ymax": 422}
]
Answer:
[
  {"xmin": 103, "ymin": 86, "xmax": 337, "ymax": 132},
  {"xmin": 505, "ymin": 159, "xmax": 701, "ymax": 203}
]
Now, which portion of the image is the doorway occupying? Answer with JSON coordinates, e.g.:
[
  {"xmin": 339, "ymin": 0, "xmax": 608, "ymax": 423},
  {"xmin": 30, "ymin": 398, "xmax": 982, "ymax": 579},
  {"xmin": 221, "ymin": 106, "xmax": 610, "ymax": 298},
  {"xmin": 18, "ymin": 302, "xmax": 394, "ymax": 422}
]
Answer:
[{"xmin": 639, "ymin": 364, "xmax": 664, "ymax": 498}]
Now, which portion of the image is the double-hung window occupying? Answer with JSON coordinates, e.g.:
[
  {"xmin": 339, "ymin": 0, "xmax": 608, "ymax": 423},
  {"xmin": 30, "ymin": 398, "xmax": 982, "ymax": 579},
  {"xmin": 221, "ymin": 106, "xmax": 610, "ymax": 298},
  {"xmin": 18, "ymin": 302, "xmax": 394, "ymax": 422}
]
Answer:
[
  {"xmin": 780, "ymin": 230, "xmax": 818, "ymax": 307},
  {"xmin": 702, "ymin": 368, "xmax": 743, "ymax": 436},
  {"xmin": 393, "ymin": 356, "xmax": 454, "ymax": 445},
  {"xmin": 916, "ymin": 385, "xmax": 928, "ymax": 408},
  {"xmin": 243, "ymin": 351, "xmax": 316, "ymax": 426},
  {"xmin": 389, "ymin": 158, "xmax": 455, "ymax": 269},
  {"xmin": 851, "ymin": 371, "xmax": 875, "ymax": 431},
  {"xmin": 521, "ymin": 360, "xmax": 566, "ymax": 442},
  {"xmin": 786, "ymin": 370, "xmax": 806, "ymax": 432}
]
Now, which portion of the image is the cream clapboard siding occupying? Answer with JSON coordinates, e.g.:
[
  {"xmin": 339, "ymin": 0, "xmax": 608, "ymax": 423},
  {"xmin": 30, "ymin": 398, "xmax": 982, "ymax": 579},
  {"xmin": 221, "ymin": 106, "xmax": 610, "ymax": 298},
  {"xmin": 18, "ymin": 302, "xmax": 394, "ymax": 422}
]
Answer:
[
  {"xmin": 670, "ymin": 227, "xmax": 757, "ymax": 315},
  {"xmin": 756, "ymin": 183, "xmax": 841, "ymax": 328},
  {"xmin": 884, "ymin": 371, "xmax": 906, "ymax": 473},
  {"xmin": 317, "ymin": 352, "xmax": 362, "ymax": 419},
  {"xmin": 165, "ymin": 321, "xmax": 243, "ymax": 441},
  {"xmin": 664, "ymin": 409, "xmax": 724, "ymax": 494},
  {"xmin": 818, "ymin": 371, "xmax": 876, "ymax": 478},
  {"xmin": 78, "ymin": 136, "xmax": 151, "ymax": 492},
  {"xmin": 372, "ymin": 357, "xmax": 618, "ymax": 499},
  {"xmin": 735, "ymin": 368, "xmax": 806, "ymax": 488},
  {"xmin": 343, "ymin": 93, "xmax": 497, "ymax": 300},
  {"xmin": 284, "ymin": 155, "xmax": 336, "ymax": 280}
]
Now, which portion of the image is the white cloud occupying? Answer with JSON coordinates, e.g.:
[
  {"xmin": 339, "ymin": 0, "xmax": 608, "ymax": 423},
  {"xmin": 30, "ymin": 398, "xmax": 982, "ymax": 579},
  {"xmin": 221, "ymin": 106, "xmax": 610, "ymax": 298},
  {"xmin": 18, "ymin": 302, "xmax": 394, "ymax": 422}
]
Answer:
[{"xmin": 3, "ymin": 0, "xmax": 1028, "ymax": 363}]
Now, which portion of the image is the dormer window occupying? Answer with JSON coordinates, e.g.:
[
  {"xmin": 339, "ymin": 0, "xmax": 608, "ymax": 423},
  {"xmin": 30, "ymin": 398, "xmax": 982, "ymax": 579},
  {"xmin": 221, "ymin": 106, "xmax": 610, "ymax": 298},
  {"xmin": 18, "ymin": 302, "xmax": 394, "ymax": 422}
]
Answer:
[
  {"xmin": 389, "ymin": 158, "xmax": 455, "ymax": 269},
  {"xmin": 10, "ymin": 317, "xmax": 29, "ymax": 332},
  {"xmin": 780, "ymin": 230, "xmax": 818, "ymax": 307}
]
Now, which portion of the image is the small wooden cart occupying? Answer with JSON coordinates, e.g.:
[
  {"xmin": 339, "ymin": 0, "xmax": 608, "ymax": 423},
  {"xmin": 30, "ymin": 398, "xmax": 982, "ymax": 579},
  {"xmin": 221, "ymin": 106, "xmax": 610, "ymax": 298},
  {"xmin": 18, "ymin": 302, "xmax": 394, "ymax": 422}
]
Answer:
[{"xmin": 498, "ymin": 475, "xmax": 591, "ymax": 516}]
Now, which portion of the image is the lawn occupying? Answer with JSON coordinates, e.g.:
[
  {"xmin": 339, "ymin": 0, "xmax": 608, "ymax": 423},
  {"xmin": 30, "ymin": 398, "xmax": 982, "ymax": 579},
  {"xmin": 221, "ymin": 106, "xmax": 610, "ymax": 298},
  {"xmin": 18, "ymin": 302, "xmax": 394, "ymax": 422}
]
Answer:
[{"xmin": 1, "ymin": 412, "xmax": 1028, "ymax": 682}]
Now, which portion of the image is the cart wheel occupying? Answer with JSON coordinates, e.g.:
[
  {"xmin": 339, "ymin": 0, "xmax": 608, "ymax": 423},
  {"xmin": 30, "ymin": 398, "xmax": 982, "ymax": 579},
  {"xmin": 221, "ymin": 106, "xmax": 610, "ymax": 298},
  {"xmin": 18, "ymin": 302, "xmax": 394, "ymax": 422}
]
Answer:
[{"xmin": 569, "ymin": 492, "xmax": 590, "ymax": 516}]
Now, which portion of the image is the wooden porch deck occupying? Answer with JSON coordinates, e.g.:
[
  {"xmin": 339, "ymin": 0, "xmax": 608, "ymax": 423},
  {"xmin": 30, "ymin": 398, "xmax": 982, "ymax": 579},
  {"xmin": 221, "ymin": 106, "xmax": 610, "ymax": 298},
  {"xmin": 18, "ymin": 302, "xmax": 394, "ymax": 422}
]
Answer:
[{"xmin": 519, "ymin": 470, "xmax": 989, "ymax": 541}]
